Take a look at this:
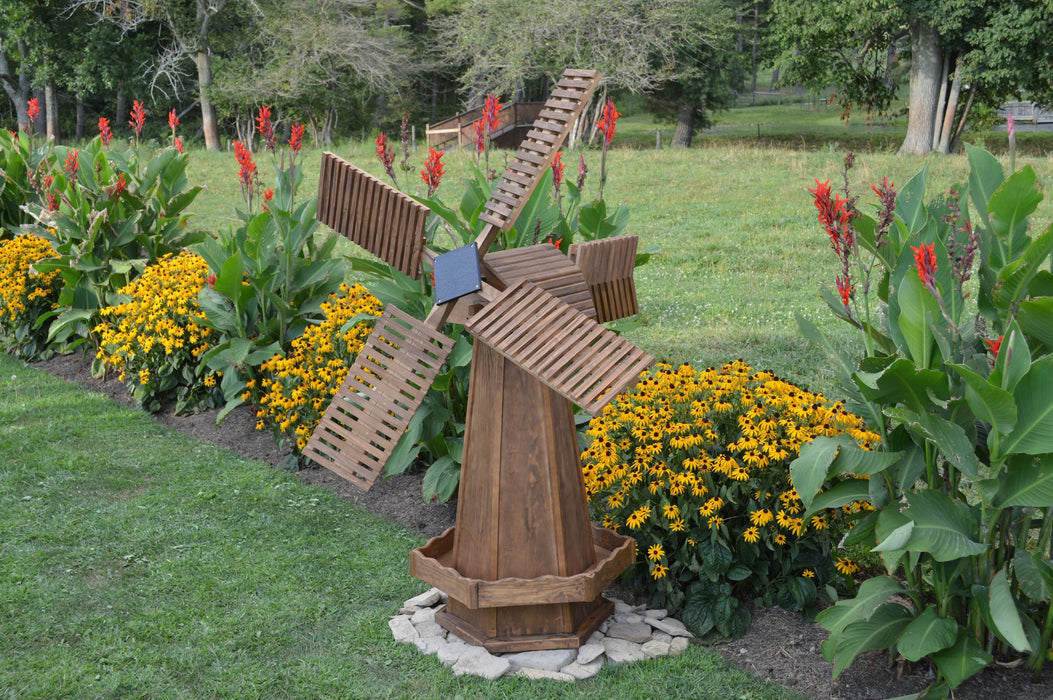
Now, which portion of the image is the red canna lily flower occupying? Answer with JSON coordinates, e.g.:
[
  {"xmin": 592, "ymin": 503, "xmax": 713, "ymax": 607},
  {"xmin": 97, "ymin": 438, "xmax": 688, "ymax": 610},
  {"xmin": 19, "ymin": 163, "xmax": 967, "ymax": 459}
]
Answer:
[
  {"xmin": 26, "ymin": 97, "xmax": 40, "ymax": 123},
  {"xmin": 262, "ymin": 188, "xmax": 274, "ymax": 211},
  {"xmin": 596, "ymin": 99, "xmax": 621, "ymax": 147},
  {"xmin": 206, "ymin": 274, "xmax": 217, "ymax": 290},
  {"xmin": 983, "ymin": 335, "xmax": 1003, "ymax": 358},
  {"xmin": 114, "ymin": 172, "xmax": 127, "ymax": 198},
  {"xmin": 63, "ymin": 149, "xmax": 79, "ymax": 182},
  {"xmin": 129, "ymin": 100, "xmax": 146, "ymax": 138},
  {"xmin": 483, "ymin": 94, "xmax": 502, "ymax": 134},
  {"xmin": 174, "ymin": 136, "xmax": 184, "ymax": 154},
  {"xmin": 99, "ymin": 117, "xmax": 113, "ymax": 146},
  {"xmin": 836, "ymin": 275, "xmax": 853, "ymax": 307},
  {"xmin": 288, "ymin": 122, "xmax": 305, "ymax": 153},
  {"xmin": 375, "ymin": 132, "xmax": 396, "ymax": 182},
  {"xmin": 473, "ymin": 118, "xmax": 485, "ymax": 154},
  {"xmin": 911, "ymin": 243, "xmax": 938, "ymax": 289},
  {"xmin": 168, "ymin": 109, "xmax": 179, "ymax": 134},
  {"xmin": 256, "ymin": 106, "xmax": 276, "ymax": 152},
  {"xmin": 552, "ymin": 151, "xmax": 565, "ymax": 188},
  {"xmin": 233, "ymin": 140, "xmax": 256, "ymax": 187},
  {"xmin": 420, "ymin": 148, "xmax": 445, "ymax": 197}
]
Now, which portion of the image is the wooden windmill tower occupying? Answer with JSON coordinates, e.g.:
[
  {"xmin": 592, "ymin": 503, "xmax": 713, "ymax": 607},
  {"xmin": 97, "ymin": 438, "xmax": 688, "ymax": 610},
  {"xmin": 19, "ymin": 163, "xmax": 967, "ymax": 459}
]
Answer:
[{"xmin": 306, "ymin": 70, "xmax": 653, "ymax": 652}]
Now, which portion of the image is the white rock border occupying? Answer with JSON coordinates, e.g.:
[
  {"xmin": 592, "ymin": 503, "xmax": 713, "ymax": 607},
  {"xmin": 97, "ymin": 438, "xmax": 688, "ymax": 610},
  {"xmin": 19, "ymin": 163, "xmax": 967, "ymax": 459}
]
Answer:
[{"xmin": 390, "ymin": 588, "xmax": 693, "ymax": 680}]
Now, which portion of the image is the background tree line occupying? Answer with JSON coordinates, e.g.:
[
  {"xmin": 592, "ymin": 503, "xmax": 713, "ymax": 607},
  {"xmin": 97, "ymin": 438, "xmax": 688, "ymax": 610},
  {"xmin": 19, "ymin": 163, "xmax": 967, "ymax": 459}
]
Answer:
[{"xmin": 1, "ymin": 0, "xmax": 1050, "ymax": 155}]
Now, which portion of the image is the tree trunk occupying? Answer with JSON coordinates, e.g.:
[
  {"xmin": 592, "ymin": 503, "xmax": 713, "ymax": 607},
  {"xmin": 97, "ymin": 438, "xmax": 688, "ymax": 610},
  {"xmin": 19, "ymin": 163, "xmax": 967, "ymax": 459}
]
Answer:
[
  {"xmin": 937, "ymin": 72, "xmax": 962, "ymax": 154},
  {"xmin": 931, "ymin": 53, "xmax": 950, "ymax": 148},
  {"xmin": 45, "ymin": 81, "xmax": 59, "ymax": 142},
  {"xmin": 75, "ymin": 96, "xmax": 85, "ymax": 141},
  {"xmin": 898, "ymin": 19, "xmax": 942, "ymax": 155},
  {"xmin": 949, "ymin": 86, "xmax": 976, "ymax": 154},
  {"xmin": 196, "ymin": 50, "xmax": 221, "ymax": 151},
  {"xmin": 672, "ymin": 103, "xmax": 695, "ymax": 148},
  {"xmin": 769, "ymin": 68, "xmax": 780, "ymax": 91},
  {"xmin": 0, "ymin": 40, "xmax": 32, "ymax": 131},
  {"xmin": 32, "ymin": 88, "xmax": 45, "ymax": 136}
]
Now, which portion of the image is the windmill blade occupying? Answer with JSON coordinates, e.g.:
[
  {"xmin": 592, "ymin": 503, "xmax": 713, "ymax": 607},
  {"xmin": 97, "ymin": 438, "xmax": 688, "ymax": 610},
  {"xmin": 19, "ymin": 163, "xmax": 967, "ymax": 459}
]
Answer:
[
  {"xmin": 317, "ymin": 152, "xmax": 431, "ymax": 279},
  {"xmin": 465, "ymin": 280, "xmax": 653, "ymax": 415},
  {"xmin": 304, "ymin": 306, "xmax": 456, "ymax": 490},
  {"xmin": 568, "ymin": 235, "xmax": 640, "ymax": 323},
  {"xmin": 484, "ymin": 244, "xmax": 596, "ymax": 319},
  {"xmin": 474, "ymin": 69, "xmax": 602, "ymax": 255}
]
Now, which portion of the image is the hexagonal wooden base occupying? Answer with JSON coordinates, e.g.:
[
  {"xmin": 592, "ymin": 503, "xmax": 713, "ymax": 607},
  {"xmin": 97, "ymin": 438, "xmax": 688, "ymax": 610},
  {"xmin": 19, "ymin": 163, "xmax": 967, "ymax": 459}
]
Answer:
[{"xmin": 408, "ymin": 339, "xmax": 634, "ymax": 652}]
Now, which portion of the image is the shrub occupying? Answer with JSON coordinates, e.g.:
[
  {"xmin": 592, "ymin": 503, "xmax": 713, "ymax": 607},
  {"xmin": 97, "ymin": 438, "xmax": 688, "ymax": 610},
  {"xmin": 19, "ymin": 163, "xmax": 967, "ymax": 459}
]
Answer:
[
  {"xmin": 581, "ymin": 360, "xmax": 880, "ymax": 637},
  {"xmin": 254, "ymin": 283, "xmax": 383, "ymax": 451},
  {"xmin": 93, "ymin": 252, "xmax": 220, "ymax": 413},
  {"xmin": 0, "ymin": 234, "xmax": 62, "ymax": 359}
]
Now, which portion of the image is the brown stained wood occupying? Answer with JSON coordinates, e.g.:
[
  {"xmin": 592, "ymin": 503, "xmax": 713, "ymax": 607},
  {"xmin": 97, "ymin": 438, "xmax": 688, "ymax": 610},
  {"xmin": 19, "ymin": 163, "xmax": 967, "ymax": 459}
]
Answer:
[
  {"xmin": 315, "ymin": 152, "xmax": 429, "ymax": 279},
  {"xmin": 304, "ymin": 307, "xmax": 454, "ymax": 490},
  {"xmin": 465, "ymin": 280, "xmax": 653, "ymax": 415},
  {"xmin": 484, "ymin": 245, "xmax": 597, "ymax": 319},
  {"xmin": 569, "ymin": 235, "xmax": 641, "ymax": 323}
]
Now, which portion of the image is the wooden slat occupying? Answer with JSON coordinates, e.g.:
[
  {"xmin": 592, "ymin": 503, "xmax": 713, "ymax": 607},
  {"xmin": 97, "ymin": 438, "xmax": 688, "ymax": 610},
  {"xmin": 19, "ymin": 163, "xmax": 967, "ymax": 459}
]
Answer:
[
  {"xmin": 315, "ymin": 152, "xmax": 430, "ymax": 279},
  {"xmin": 465, "ymin": 280, "xmax": 652, "ymax": 415},
  {"xmin": 305, "ymin": 306, "xmax": 455, "ymax": 490},
  {"xmin": 474, "ymin": 69, "xmax": 602, "ymax": 245},
  {"xmin": 485, "ymin": 245, "xmax": 597, "ymax": 319},
  {"xmin": 568, "ymin": 235, "xmax": 640, "ymax": 323}
]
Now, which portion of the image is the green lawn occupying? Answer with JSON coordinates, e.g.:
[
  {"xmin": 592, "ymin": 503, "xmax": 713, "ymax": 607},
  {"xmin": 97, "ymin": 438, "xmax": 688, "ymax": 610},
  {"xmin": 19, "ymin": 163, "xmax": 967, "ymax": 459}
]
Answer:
[{"xmin": 0, "ymin": 355, "xmax": 806, "ymax": 698}]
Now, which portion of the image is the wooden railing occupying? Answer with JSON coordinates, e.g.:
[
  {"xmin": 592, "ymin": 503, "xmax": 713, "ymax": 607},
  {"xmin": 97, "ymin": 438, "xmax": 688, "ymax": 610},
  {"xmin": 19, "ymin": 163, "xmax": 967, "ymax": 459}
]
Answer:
[
  {"xmin": 425, "ymin": 102, "xmax": 545, "ymax": 149},
  {"xmin": 1000, "ymin": 101, "xmax": 1053, "ymax": 125}
]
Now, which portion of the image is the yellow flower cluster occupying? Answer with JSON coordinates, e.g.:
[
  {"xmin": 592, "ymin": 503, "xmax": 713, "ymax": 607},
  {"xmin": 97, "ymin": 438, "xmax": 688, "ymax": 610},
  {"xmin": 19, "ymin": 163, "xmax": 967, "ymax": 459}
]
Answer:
[
  {"xmin": 0, "ymin": 234, "xmax": 60, "ymax": 324},
  {"xmin": 95, "ymin": 252, "xmax": 214, "ymax": 395},
  {"xmin": 582, "ymin": 361, "xmax": 880, "ymax": 585},
  {"xmin": 255, "ymin": 283, "xmax": 383, "ymax": 451}
]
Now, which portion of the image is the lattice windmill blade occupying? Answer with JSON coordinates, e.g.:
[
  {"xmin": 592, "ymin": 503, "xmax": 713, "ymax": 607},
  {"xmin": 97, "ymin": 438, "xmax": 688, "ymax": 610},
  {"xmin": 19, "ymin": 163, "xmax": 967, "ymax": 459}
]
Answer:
[
  {"xmin": 316, "ymin": 152, "xmax": 431, "ymax": 279},
  {"xmin": 465, "ymin": 280, "xmax": 653, "ymax": 416},
  {"xmin": 304, "ymin": 306, "xmax": 456, "ymax": 490},
  {"xmin": 568, "ymin": 235, "xmax": 640, "ymax": 323},
  {"xmin": 474, "ymin": 70, "xmax": 602, "ymax": 255},
  {"xmin": 483, "ymin": 243, "xmax": 597, "ymax": 319}
]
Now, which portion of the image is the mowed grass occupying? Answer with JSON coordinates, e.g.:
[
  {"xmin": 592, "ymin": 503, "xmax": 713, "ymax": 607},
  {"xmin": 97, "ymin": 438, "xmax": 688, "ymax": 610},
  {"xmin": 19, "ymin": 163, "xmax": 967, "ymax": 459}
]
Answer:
[
  {"xmin": 186, "ymin": 139, "xmax": 1053, "ymax": 395},
  {"xmin": 0, "ymin": 355, "xmax": 807, "ymax": 699}
]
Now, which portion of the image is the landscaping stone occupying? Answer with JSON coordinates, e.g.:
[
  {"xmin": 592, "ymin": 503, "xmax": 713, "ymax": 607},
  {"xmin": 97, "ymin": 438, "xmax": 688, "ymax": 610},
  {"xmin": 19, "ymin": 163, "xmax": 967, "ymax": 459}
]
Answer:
[
  {"xmin": 576, "ymin": 641, "xmax": 605, "ymax": 665},
  {"xmin": 388, "ymin": 615, "xmax": 419, "ymax": 644},
  {"xmin": 641, "ymin": 639, "xmax": 671, "ymax": 658},
  {"xmin": 646, "ymin": 616, "xmax": 693, "ymax": 638},
  {"xmin": 503, "ymin": 649, "xmax": 576, "ymax": 672},
  {"xmin": 563, "ymin": 657, "xmax": 604, "ymax": 680},
  {"xmin": 404, "ymin": 588, "xmax": 444, "ymax": 609},
  {"xmin": 392, "ymin": 590, "xmax": 694, "ymax": 681},
  {"xmin": 452, "ymin": 647, "xmax": 511, "ymax": 680},
  {"xmin": 602, "ymin": 637, "xmax": 648, "ymax": 664},
  {"xmin": 437, "ymin": 641, "xmax": 472, "ymax": 666},
  {"xmin": 515, "ymin": 667, "xmax": 575, "ymax": 682},
  {"xmin": 606, "ymin": 621, "xmax": 653, "ymax": 643}
]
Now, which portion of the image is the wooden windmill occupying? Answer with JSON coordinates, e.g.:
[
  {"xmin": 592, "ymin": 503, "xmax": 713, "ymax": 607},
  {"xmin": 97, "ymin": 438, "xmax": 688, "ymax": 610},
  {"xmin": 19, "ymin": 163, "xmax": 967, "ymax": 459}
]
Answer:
[{"xmin": 307, "ymin": 69, "xmax": 652, "ymax": 652}]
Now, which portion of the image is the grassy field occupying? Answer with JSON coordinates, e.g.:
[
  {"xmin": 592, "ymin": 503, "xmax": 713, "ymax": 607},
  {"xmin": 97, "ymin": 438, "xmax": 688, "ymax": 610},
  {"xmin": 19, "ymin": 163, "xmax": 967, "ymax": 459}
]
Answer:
[
  {"xmin": 185, "ymin": 138, "xmax": 1053, "ymax": 396},
  {"xmin": 0, "ymin": 355, "xmax": 806, "ymax": 698}
]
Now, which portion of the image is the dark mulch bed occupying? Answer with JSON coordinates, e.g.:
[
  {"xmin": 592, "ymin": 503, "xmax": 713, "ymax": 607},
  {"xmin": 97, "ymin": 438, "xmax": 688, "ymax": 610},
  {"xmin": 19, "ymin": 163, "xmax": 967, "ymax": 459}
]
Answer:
[{"xmin": 26, "ymin": 352, "xmax": 1053, "ymax": 699}]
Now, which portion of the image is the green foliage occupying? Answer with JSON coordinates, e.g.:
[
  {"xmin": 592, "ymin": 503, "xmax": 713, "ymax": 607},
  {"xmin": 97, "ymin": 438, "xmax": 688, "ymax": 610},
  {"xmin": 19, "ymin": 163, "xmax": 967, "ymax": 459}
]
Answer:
[
  {"xmin": 194, "ymin": 155, "xmax": 346, "ymax": 423},
  {"xmin": 581, "ymin": 361, "xmax": 882, "ymax": 636},
  {"xmin": 0, "ymin": 129, "xmax": 49, "ymax": 236},
  {"xmin": 27, "ymin": 139, "xmax": 205, "ymax": 351},
  {"xmin": 796, "ymin": 145, "xmax": 1053, "ymax": 694}
]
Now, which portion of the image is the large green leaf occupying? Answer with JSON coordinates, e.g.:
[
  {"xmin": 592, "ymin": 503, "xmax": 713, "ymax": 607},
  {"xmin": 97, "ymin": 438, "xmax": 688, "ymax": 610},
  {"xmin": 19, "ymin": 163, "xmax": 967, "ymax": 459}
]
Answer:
[
  {"xmin": 790, "ymin": 436, "xmax": 841, "ymax": 507},
  {"xmin": 1018, "ymin": 297, "xmax": 1053, "ymax": 350},
  {"xmin": 815, "ymin": 576, "xmax": 906, "ymax": 634},
  {"xmin": 993, "ymin": 222, "xmax": 1053, "ymax": 310},
  {"xmin": 831, "ymin": 603, "xmax": 913, "ymax": 677},
  {"xmin": 855, "ymin": 356, "xmax": 947, "ymax": 413},
  {"xmin": 885, "ymin": 408, "xmax": 979, "ymax": 479},
  {"xmin": 993, "ymin": 454, "xmax": 1053, "ymax": 508},
  {"xmin": 948, "ymin": 364, "xmax": 1017, "ymax": 435},
  {"xmin": 902, "ymin": 491, "xmax": 986, "ymax": 562},
  {"xmin": 967, "ymin": 144, "xmax": 1004, "ymax": 234},
  {"xmin": 1014, "ymin": 552, "xmax": 1051, "ymax": 602},
  {"xmin": 1003, "ymin": 356, "xmax": 1053, "ymax": 455},
  {"xmin": 930, "ymin": 633, "xmax": 992, "ymax": 689},
  {"xmin": 801, "ymin": 478, "xmax": 871, "ymax": 521},
  {"xmin": 988, "ymin": 569, "xmax": 1031, "ymax": 652},
  {"xmin": 897, "ymin": 607, "xmax": 958, "ymax": 662},
  {"xmin": 896, "ymin": 164, "xmax": 929, "ymax": 235},
  {"xmin": 988, "ymin": 166, "xmax": 1043, "ymax": 262},
  {"xmin": 896, "ymin": 272, "xmax": 942, "ymax": 368}
]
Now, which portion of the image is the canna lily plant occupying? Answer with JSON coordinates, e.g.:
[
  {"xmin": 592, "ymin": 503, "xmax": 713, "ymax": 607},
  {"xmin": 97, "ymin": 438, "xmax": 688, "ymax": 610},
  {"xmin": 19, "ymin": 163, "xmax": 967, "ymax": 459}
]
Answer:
[{"xmin": 792, "ymin": 146, "xmax": 1053, "ymax": 697}]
